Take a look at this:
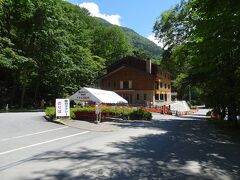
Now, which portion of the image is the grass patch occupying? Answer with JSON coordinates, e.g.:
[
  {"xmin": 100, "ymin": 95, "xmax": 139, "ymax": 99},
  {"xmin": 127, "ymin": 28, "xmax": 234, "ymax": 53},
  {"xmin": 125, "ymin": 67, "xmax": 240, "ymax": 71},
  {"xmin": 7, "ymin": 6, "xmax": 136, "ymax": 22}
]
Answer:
[{"xmin": 45, "ymin": 107, "xmax": 55, "ymax": 119}]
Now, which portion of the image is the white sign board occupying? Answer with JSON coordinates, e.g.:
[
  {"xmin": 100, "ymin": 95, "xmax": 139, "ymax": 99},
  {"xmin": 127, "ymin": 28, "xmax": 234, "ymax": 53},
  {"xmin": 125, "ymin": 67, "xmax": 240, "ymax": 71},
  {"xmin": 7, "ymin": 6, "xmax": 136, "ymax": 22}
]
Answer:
[
  {"xmin": 56, "ymin": 99, "xmax": 70, "ymax": 117},
  {"xmin": 76, "ymin": 92, "xmax": 91, "ymax": 101}
]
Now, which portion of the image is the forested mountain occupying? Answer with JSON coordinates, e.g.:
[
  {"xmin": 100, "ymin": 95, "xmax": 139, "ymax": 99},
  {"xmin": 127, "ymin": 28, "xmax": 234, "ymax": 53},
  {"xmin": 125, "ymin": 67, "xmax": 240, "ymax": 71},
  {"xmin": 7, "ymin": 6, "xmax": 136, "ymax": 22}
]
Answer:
[
  {"xmin": 0, "ymin": 0, "xmax": 161, "ymax": 108},
  {"xmin": 122, "ymin": 27, "xmax": 163, "ymax": 59},
  {"xmin": 95, "ymin": 17, "xmax": 163, "ymax": 59}
]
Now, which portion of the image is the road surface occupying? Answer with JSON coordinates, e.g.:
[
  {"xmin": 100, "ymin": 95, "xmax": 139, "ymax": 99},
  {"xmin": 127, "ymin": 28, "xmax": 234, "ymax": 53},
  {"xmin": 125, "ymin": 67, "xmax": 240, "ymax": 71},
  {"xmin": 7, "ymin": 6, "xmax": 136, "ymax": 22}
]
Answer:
[{"xmin": 0, "ymin": 109, "xmax": 239, "ymax": 180}]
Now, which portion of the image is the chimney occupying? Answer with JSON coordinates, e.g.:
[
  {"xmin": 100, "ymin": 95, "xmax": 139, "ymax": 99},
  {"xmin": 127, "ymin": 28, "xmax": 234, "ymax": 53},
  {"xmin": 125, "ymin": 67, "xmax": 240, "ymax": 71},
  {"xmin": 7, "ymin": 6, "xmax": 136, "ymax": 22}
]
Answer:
[{"xmin": 146, "ymin": 59, "xmax": 152, "ymax": 74}]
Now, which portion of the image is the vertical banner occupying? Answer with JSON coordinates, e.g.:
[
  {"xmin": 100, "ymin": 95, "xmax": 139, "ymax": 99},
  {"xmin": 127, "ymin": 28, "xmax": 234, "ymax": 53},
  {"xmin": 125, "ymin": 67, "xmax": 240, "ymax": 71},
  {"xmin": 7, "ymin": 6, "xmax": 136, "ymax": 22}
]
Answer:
[{"xmin": 56, "ymin": 99, "xmax": 70, "ymax": 117}]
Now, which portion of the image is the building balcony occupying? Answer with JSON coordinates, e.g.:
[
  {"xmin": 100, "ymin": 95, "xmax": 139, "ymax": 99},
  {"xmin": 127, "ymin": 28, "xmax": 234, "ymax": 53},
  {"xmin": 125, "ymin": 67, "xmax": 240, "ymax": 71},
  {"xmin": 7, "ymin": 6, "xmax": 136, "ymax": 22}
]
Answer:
[{"xmin": 155, "ymin": 90, "xmax": 171, "ymax": 94}]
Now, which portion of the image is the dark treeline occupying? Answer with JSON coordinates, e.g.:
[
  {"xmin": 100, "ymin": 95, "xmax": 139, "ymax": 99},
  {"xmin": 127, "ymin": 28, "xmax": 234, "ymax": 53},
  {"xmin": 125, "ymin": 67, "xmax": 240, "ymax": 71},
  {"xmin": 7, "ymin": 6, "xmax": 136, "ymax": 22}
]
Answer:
[
  {"xmin": 0, "ymin": 0, "xmax": 160, "ymax": 108},
  {"xmin": 154, "ymin": 0, "xmax": 240, "ymax": 125}
]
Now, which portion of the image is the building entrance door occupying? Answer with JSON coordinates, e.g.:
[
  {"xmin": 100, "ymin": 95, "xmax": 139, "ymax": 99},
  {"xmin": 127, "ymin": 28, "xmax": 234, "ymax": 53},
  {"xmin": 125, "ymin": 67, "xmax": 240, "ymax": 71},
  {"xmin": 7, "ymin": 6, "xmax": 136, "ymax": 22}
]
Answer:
[{"xmin": 123, "ymin": 94, "xmax": 132, "ymax": 104}]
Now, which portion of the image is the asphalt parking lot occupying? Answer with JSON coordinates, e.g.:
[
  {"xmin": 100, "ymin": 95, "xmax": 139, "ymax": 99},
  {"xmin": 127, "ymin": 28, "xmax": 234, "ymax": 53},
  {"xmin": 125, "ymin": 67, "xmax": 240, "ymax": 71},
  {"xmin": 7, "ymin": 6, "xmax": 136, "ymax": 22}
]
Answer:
[{"xmin": 0, "ymin": 110, "xmax": 239, "ymax": 180}]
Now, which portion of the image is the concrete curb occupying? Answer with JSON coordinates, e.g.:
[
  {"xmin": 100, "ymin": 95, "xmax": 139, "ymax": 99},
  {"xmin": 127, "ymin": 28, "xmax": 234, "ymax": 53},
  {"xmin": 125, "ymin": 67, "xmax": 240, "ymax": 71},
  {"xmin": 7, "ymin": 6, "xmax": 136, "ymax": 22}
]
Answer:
[
  {"xmin": 43, "ymin": 116, "xmax": 67, "ymax": 126},
  {"xmin": 44, "ymin": 116, "xmax": 119, "ymax": 132},
  {"xmin": 106, "ymin": 118, "xmax": 152, "ymax": 123}
]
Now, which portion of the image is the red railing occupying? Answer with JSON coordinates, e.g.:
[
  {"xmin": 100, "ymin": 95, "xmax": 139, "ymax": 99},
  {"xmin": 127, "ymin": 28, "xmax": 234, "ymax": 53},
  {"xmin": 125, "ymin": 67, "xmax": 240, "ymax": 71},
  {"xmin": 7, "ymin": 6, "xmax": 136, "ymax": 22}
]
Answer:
[{"xmin": 143, "ymin": 105, "xmax": 171, "ymax": 114}]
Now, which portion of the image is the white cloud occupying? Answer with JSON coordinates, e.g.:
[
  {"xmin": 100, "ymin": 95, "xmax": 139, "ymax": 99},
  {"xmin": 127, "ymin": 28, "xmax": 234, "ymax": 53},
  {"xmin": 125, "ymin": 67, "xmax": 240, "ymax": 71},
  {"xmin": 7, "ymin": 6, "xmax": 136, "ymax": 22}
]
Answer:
[
  {"xmin": 79, "ymin": 2, "xmax": 121, "ymax": 26},
  {"xmin": 147, "ymin": 34, "xmax": 164, "ymax": 48}
]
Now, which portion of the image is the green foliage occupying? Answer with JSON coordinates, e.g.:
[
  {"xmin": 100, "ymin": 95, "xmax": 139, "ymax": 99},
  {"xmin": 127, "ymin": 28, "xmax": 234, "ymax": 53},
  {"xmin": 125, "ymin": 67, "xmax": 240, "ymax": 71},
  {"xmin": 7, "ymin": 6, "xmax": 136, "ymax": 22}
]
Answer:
[
  {"xmin": 70, "ymin": 107, "xmax": 95, "ymax": 119},
  {"xmin": 122, "ymin": 27, "xmax": 163, "ymax": 60},
  {"xmin": 45, "ymin": 107, "xmax": 55, "ymax": 119},
  {"xmin": 154, "ymin": 0, "xmax": 240, "ymax": 125},
  {"xmin": 101, "ymin": 107, "xmax": 133, "ymax": 116},
  {"xmin": 71, "ymin": 106, "xmax": 133, "ymax": 117},
  {"xmin": 132, "ymin": 49, "xmax": 152, "ymax": 61},
  {"xmin": 94, "ymin": 18, "xmax": 163, "ymax": 61},
  {"xmin": 45, "ymin": 106, "xmax": 96, "ymax": 119},
  {"xmin": 0, "ymin": 0, "xmax": 164, "ymax": 109},
  {"xmin": 91, "ymin": 25, "xmax": 132, "ymax": 65},
  {"xmin": 0, "ymin": 0, "xmax": 141, "ymax": 108},
  {"xmin": 45, "ymin": 106, "xmax": 152, "ymax": 121},
  {"xmin": 72, "ymin": 107, "xmax": 95, "ymax": 112},
  {"xmin": 129, "ymin": 109, "xmax": 152, "ymax": 120}
]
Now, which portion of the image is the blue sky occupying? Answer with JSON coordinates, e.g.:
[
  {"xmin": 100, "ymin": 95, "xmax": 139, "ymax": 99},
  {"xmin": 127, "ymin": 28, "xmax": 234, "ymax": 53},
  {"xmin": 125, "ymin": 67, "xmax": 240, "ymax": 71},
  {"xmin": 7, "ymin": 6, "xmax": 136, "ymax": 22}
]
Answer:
[{"xmin": 66, "ymin": 0, "xmax": 180, "ymax": 46}]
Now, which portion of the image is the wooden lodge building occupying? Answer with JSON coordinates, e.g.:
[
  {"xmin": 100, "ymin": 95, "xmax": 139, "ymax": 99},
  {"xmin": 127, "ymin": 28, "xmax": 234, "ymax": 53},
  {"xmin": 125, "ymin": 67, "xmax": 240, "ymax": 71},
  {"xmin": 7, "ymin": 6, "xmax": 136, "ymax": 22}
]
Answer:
[{"xmin": 96, "ymin": 56, "xmax": 171, "ymax": 106}]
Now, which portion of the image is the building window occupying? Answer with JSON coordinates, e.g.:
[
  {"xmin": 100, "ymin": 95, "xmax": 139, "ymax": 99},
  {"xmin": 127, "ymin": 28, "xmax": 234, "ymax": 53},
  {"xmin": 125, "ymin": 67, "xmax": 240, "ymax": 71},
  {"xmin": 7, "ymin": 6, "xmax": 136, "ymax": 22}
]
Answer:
[
  {"xmin": 123, "ymin": 81, "xmax": 129, "ymax": 89},
  {"xmin": 155, "ymin": 94, "xmax": 159, "ymax": 100},
  {"xmin": 160, "ymin": 82, "xmax": 163, "ymax": 88},
  {"xmin": 160, "ymin": 94, "xmax": 164, "ymax": 100},
  {"xmin": 144, "ymin": 94, "xmax": 147, "ymax": 100},
  {"xmin": 114, "ymin": 82, "xmax": 116, "ymax": 88},
  {"xmin": 164, "ymin": 83, "xmax": 167, "ymax": 89},
  {"xmin": 137, "ymin": 94, "xmax": 140, "ymax": 100},
  {"xmin": 123, "ymin": 94, "xmax": 132, "ymax": 104},
  {"xmin": 165, "ymin": 94, "xmax": 167, "ymax": 101},
  {"xmin": 154, "ymin": 82, "xmax": 159, "ymax": 89},
  {"xmin": 168, "ymin": 84, "xmax": 170, "ymax": 89},
  {"xmin": 121, "ymin": 80, "xmax": 132, "ymax": 89}
]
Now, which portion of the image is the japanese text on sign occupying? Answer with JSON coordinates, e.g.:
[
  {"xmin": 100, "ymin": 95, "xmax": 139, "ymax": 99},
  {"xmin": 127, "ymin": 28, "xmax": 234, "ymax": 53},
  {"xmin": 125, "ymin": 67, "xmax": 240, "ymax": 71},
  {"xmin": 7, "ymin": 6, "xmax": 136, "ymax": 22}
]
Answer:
[{"xmin": 56, "ymin": 99, "xmax": 70, "ymax": 117}]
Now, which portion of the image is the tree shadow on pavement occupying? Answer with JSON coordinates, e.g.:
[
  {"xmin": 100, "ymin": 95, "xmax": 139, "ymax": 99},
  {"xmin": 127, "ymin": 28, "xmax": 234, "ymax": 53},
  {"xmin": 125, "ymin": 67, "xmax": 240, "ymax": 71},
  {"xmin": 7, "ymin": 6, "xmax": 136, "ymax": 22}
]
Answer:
[{"xmin": 21, "ymin": 119, "xmax": 240, "ymax": 180}]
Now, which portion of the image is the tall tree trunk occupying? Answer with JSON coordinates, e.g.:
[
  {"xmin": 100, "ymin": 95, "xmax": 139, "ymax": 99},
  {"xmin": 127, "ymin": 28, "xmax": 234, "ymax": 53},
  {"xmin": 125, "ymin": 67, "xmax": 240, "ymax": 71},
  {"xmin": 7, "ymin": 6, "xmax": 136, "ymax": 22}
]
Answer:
[
  {"xmin": 10, "ymin": 73, "xmax": 18, "ymax": 106},
  {"xmin": 34, "ymin": 80, "xmax": 39, "ymax": 106},
  {"xmin": 20, "ymin": 71, "xmax": 27, "ymax": 109},
  {"xmin": 20, "ymin": 83, "xmax": 26, "ymax": 109}
]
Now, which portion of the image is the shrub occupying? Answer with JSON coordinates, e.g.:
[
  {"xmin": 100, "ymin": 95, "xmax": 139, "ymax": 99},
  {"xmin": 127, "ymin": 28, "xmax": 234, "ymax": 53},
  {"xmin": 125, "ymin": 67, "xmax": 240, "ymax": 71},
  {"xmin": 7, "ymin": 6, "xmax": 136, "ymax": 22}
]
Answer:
[
  {"xmin": 129, "ymin": 109, "xmax": 152, "ymax": 120},
  {"xmin": 70, "ymin": 106, "xmax": 134, "ymax": 119},
  {"xmin": 70, "ymin": 107, "xmax": 95, "ymax": 119},
  {"xmin": 45, "ymin": 106, "xmax": 152, "ymax": 121},
  {"xmin": 101, "ymin": 107, "xmax": 132, "ymax": 115},
  {"xmin": 45, "ymin": 107, "xmax": 55, "ymax": 119}
]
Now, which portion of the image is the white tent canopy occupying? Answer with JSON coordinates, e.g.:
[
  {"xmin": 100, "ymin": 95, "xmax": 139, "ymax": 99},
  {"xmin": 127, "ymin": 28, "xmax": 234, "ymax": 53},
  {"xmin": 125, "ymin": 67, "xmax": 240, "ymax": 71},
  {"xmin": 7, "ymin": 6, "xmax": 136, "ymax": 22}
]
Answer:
[
  {"xmin": 170, "ymin": 101, "xmax": 190, "ymax": 112},
  {"xmin": 69, "ymin": 87, "xmax": 128, "ymax": 104}
]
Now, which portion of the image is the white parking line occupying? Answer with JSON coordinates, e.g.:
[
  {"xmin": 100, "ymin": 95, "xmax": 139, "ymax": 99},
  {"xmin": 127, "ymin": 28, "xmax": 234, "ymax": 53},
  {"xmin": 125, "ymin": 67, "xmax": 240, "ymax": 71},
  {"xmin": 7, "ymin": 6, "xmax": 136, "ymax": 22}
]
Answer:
[
  {"xmin": 0, "ymin": 127, "xmax": 68, "ymax": 142},
  {"xmin": 0, "ymin": 131, "xmax": 89, "ymax": 156}
]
